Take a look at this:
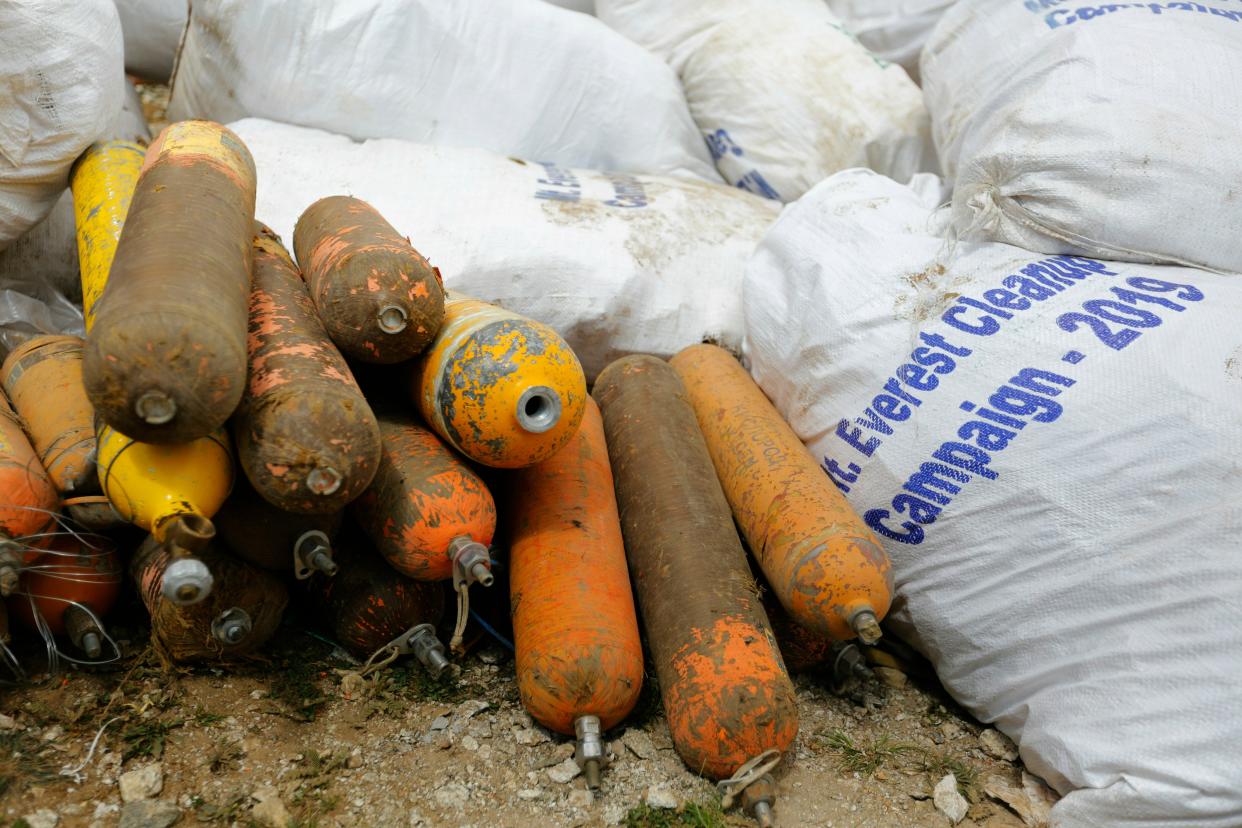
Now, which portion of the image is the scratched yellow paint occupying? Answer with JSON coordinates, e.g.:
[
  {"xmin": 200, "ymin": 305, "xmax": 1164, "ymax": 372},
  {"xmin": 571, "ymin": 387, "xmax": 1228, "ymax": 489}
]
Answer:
[
  {"xmin": 95, "ymin": 423, "xmax": 234, "ymax": 541},
  {"xmin": 141, "ymin": 120, "xmax": 257, "ymax": 181},
  {"xmin": 415, "ymin": 294, "xmax": 587, "ymax": 469},
  {"xmin": 70, "ymin": 140, "xmax": 145, "ymax": 330}
]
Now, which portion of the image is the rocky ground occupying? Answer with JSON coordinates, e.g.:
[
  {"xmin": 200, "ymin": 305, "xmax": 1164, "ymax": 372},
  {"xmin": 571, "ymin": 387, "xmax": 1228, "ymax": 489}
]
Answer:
[{"xmin": 0, "ymin": 620, "xmax": 1055, "ymax": 828}]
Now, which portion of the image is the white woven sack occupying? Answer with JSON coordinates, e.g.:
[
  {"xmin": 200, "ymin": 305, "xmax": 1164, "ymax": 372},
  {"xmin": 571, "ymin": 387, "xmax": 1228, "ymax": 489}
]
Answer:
[
  {"xmin": 922, "ymin": 0, "xmax": 1242, "ymax": 273},
  {"xmin": 229, "ymin": 119, "xmax": 777, "ymax": 380},
  {"xmin": 0, "ymin": 0, "xmax": 123, "ymax": 252},
  {"xmin": 823, "ymin": 0, "xmax": 954, "ymax": 82},
  {"xmin": 597, "ymin": 0, "xmax": 935, "ymax": 202},
  {"xmin": 744, "ymin": 169, "xmax": 1242, "ymax": 827},
  {"xmin": 171, "ymin": 0, "xmax": 717, "ymax": 182},
  {"xmin": 113, "ymin": 0, "xmax": 187, "ymax": 81}
]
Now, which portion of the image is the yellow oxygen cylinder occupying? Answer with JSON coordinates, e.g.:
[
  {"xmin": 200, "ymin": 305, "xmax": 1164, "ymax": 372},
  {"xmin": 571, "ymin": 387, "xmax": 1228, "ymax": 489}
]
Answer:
[
  {"xmin": 411, "ymin": 295, "xmax": 587, "ymax": 468},
  {"xmin": 70, "ymin": 140, "xmax": 146, "ymax": 331},
  {"xmin": 95, "ymin": 422, "xmax": 234, "ymax": 606}
]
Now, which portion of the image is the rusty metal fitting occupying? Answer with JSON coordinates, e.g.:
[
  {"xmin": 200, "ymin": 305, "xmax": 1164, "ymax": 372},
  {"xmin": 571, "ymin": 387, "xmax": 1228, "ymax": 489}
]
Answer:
[
  {"xmin": 405, "ymin": 623, "xmax": 449, "ymax": 677},
  {"xmin": 135, "ymin": 389, "xmax": 177, "ymax": 425},
  {"xmin": 64, "ymin": 604, "xmax": 104, "ymax": 659},
  {"xmin": 449, "ymin": 536, "xmax": 493, "ymax": 588},
  {"xmin": 211, "ymin": 607, "xmax": 252, "ymax": 645},
  {"xmin": 377, "ymin": 304, "xmax": 409, "ymax": 334},
  {"xmin": 574, "ymin": 715, "xmax": 609, "ymax": 790},
  {"xmin": 848, "ymin": 607, "xmax": 883, "ymax": 645},
  {"xmin": 293, "ymin": 530, "xmax": 338, "ymax": 579},
  {"xmin": 306, "ymin": 466, "xmax": 342, "ymax": 496},
  {"xmin": 740, "ymin": 775, "xmax": 776, "ymax": 827}
]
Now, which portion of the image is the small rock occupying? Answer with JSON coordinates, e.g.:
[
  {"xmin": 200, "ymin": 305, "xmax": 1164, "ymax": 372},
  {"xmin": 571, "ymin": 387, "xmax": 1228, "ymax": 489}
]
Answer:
[
  {"xmin": 939, "ymin": 721, "xmax": 963, "ymax": 741},
  {"xmin": 873, "ymin": 667, "xmax": 908, "ymax": 689},
  {"xmin": 621, "ymin": 729, "xmax": 656, "ymax": 760},
  {"xmin": 117, "ymin": 799, "xmax": 180, "ymax": 828},
  {"xmin": 119, "ymin": 764, "xmax": 164, "ymax": 802},
  {"xmin": 602, "ymin": 803, "xmax": 627, "ymax": 825},
  {"xmin": 516, "ymin": 788, "xmax": 542, "ymax": 801},
  {"xmin": 477, "ymin": 645, "xmax": 505, "ymax": 665},
  {"xmin": 567, "ymin": 789, "xmax": 594, "ymax": 810},
  {"xmin": 41, "ymin": 724, "xmax": 64, "ymax": 742},
  {"xmin": 429, "ymin": 716, "xmax": 451, "ymax": 732},
  {"xmin": 542, "ymin": 742, "xmax": 575, "ymax": 765},
  {"xmin": 249, "ymin": 689, "xmax": 266, "ymax": 700},
  {"xmin": 93, "ymin": 802, "xmax": 120, "ymax": 819},
  {"xmin": 477, "ymin": 745, "xmax": 493, "ymax": 761},
  {"xmin": 434, "ymin": 782, "xmax": 470, "ymax": 810},
  {"xmin": 1021, "ymin": 772, "xmax": 1058, "ymax": 825},
  {"xmin": 979, "ymin": 729, "xmax": 1019, "ymax": 762},
  {"xmin": 22, "ymin": 809, "xmax": 58, "ymax": 828},
  {"xmin": 455, "ymin": 700, "xmax": 489, "ymax": 720},
  {"xmin": 346, "ymin": 750, "xmax": 364, "ymax": 769},
  {"xmin": 546, "ymin": 757, "xmax": 582, "ymax": 784},
  {"xmin": 645, "ymin": 787, "xmax": 678, "ymax": 810},
  {"xmin": 250, "ymin": 786, "xmax": 292, "ymax": 828},
  {"xmin": 0, "ymin": 713, "xmax": 17, "ymax": 731},
  {"xmin": 514, "ymin": 727, "xmax": 549, "ymax": 746},
  {"xmin": 460, "ymin": 735, "xmax": 479, "ymax": 752},
  {"xmin": 933, "ymin": 774, "xmax": 969, "ymax": 825}
]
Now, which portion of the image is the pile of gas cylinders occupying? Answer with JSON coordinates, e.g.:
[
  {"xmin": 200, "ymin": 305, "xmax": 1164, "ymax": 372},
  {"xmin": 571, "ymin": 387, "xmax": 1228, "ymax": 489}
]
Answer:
[{"xmin": 0, "ymin": 122, "xmax": 894, "ymax": 823}]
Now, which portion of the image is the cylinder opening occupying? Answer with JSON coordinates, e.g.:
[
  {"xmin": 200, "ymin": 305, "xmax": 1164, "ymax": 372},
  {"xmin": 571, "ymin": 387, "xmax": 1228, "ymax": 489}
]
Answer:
[
  {"xmin": 377, "ymin": 304, "xmax": 409, "ymax": 334},
  {"xmin": 515, "ymin": 386, "xmax": 562, "ymax": 434},
  {"xmin": 135, "ymin": 390, "xmax": 177, "ymax": 425},
  {"xmin": 306, "ymin": 467, "xmax": 342, "ymax": 496}
]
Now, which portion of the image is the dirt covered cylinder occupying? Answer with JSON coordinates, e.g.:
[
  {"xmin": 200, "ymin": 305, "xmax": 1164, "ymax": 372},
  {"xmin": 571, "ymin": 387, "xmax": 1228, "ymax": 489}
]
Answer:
[
  {"xmin": 351, "ymin": 415, "xmax": 496, "ymax": 582},
  {"xmin": 508, "ymin": 399, "xmax": 643, "ymax": 728},
  {"xmin": 593, "ymin": 355, "xmax": 797, "ymax": 780},
  {"xmin": 214, "ymin": 476, "xmax": 342, "ymax": 577},
  {"xmin": 312, "ymin": 529, "xmax": 446, "ymax": 659},
  {"xmin": 83, "ymin": 121, "xmax": 256, "ymax": 444},
  {"xmin": 1, "ymin": 336, "xmax": 97, "ymax": 495},
  {"xmin": 70, "ymin": 140, "xmax": 146, "ymax": 330},
  {"xmin": 412, "ymin": 295, "xmax": 587, "ymax": 469},
  {"xmin": 132, "ymin": 535, "xmax": 287, "ymax": 663},
  {"xmin": 293, "ymin": 196, "xmax": 445, "ymax": 364},
  {"xmin": 671, "ymin": 344, "xmax": 892, "ymax": 643},
  {"xmin": 234, "ymin": 224, "xmax": 381, "ymax": 514},
  {"xmin": 0, "ymin": 390, "xmax": 58, "ymax": 594}
]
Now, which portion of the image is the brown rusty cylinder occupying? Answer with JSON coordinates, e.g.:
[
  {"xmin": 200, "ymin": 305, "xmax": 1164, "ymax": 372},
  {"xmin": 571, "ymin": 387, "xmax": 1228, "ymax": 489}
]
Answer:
[
  {"xmin": 763, "ymin": 590, "xmax": 834, "ymax": 674},
  {"xmin": 234, "ymin": 224, "xmax": 382, "ymax": 514},
  {"xmin": 131, "ymin": 533, "xmax": 287, "ymax": 663},
  {"xmin": 83, "ymin": 121, "xmax": 256, "ymax": 444},
  {"xmin": 0, "ymin": 336, "xmax": 98, "ymax": 495},
  {"xmin": 213, "ymin": 476, "xmax": 343, "ymax": 576},
  {"xmin": 292, "ymin": 196, "xmax": 445, "ymax": 364},
  {"xmin": 312, "ymin": 529, "xmax": 446, "ymax": 658},
  {"xmin": 592, "ymin": 355, "xmax": 797, "ymax": 780},
  {"xmin": 350, "ymin": 415, "xmax": 497, "ymax": 582}
]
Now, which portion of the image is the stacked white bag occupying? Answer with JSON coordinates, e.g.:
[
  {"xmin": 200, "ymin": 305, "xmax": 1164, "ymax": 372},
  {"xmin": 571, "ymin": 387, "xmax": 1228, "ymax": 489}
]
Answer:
[
  {"xmin": 229, "ymin": 119, "xmax": 778, "ymax": 379},
  {"xmin": 170, "ymin": 0, "xmax": 717, "ymax": 181},
  {"xmin": 923, "ymin": 0, "xmax": 1242, "ymax": 273},
  {"xmin": 113, "ymin": 0, "xmax": 188, "ymax": 82},
  {"xmin": 823, "ymin": 0, "xmax": 954, "ymax": 82},
  {"xmin": 0, "ymin": 0, "xmax": 124, "ymax": 252},
  {"xmin": 745, "ymin": 169, "xmax": 1242, "ymax": 827},
  {"xmin": 596, "ymin": 0, "xmax": 935, "ymax": 202}
]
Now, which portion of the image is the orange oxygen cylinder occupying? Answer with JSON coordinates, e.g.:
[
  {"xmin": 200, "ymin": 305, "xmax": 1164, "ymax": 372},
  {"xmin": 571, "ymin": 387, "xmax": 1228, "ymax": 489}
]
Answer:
[
  {"xmin": 12, "ymin": 535, "xmax": 122, "ymax": 659},
  {"xmin": 1, "ymin": 336, "xmax": 97, "ymax": 495},
  {"xmin": 0, "ymin": 390, "xmax": 59, "ymax": 595},
  {"xmin": 351, "ymin": 415, "xmax": 497, "ymax": 583},
  {"xmin": 671, "ymin": 344, "xmax": 892, "ymax": 643},
  {"xmin": 508, "ymin": 398, "xmax": 643, "ymax": 788},
  {"xmin": 411, "ymin": 295, "xmax": 587, "ymax": 469},
  {"xmin": 292, "ymin": 196, "xmax": 445, "ymax": 364},
  {"xmin": 593, "ymin": 355, "xmax": 797, "ymax": 789},
  {"xmin": 132, "ymin": 534, "xmax": 288, "ymax": 663}
]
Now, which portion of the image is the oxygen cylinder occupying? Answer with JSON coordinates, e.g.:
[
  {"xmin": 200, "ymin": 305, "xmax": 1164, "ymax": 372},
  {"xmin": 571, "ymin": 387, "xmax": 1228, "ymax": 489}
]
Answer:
[
  {"xmin": 593, "ymin": 355, "xmax": 798, "ymax": 782},
  {"xmin": 214, "ymin": 476, "xmax": 342, "ymax": 578},
  {"xmin": 70, "ymin": 140, "xmax": 146, "ymax": 331},
  {"xmin": 508, "ymin": 398, "xmax": 643, "ymax": 788},
  {"xmin": 1, "ymin": 336, "xmax": 97, "ymax": 495},
  {"xmin": 0, "ymin": 390, "xmax": 59, "ymax": 595},
  {"xmin": 13, "ymin": 535, "xmax": 122, "ymax": 659},
  {"xmin": 234, "ymin": 224, "xmax": 381, "ymax": 514},
  {"xmin": 95, "ymin": 423, "xmax": 233, "ymax": 605},
  {"xmin": 412, "ymin": 295, "xmax": 587, "ymax": 469},
  {"xmin": 132, "ymin": 534, "xmax": 287, "ymax": 663},
  {"xmin": 313, "ymin": 529, "xmax": 448, "ymax": 675},
  {"xmin": 84, "ymin": 121, "xmax": 256, "ymax": 444},
  {"xmin": 292, "ymin": 196, "xmax": 445, "ymax": 364},
  {"xmin": 351, "ymin": 415, "xmax": 496, "ymax": 583},
  {"xmin": 671, "ymin": 344, "xmax": 892, "ymax": 643}
]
